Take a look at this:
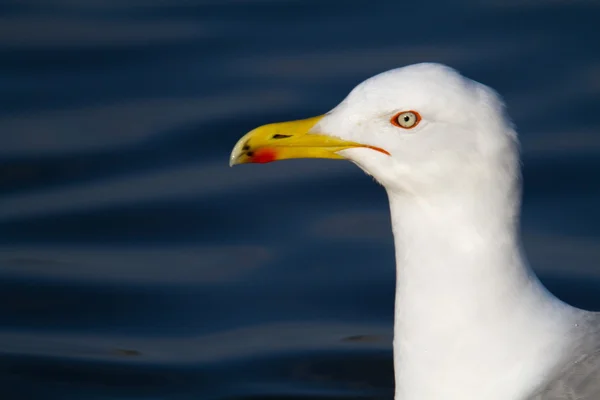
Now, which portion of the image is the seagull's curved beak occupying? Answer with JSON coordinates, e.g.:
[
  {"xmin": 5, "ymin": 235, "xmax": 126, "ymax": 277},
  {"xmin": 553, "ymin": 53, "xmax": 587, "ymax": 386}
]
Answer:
[{"xmin": 230, "ymin": 115, "xmax": 389, "ymax": 166}]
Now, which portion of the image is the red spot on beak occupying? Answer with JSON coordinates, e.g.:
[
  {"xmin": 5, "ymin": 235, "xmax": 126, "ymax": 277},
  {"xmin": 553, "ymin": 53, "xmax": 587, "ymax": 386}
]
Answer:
[{"xmin": 251, "ymin": 148, "xmax": 277, "ymax": 163}]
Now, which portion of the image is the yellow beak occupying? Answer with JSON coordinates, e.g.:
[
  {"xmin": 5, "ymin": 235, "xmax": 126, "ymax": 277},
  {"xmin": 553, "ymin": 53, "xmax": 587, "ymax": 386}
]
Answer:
[{"xmin": 230, "ymin": 115, "xmax": 389, "ymax": 166}]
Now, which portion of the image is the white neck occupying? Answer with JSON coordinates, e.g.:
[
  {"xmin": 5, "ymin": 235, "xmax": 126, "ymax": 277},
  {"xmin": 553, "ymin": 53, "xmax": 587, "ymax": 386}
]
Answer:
[{"xmin": 387, "ymin": 178, "xmax": 578, "ymax": 400}]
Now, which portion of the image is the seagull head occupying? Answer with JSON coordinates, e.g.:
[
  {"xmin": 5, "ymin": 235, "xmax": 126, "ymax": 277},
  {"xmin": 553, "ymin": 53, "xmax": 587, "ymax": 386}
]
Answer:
[{"xmin": 230, "ymin": 63, "xmax": 518, "ymax": 195}]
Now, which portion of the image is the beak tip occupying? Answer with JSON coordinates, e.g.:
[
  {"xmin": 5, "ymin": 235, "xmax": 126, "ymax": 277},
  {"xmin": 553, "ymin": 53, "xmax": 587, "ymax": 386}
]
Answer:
[{"xmin": 229, "ymin": 144, "xmax": 243, "ymax": 167}]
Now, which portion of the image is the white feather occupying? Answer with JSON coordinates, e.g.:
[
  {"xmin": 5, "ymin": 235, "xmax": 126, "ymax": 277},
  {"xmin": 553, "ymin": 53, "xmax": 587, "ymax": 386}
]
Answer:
[{"xmin": 313, "ymin": 63, "xmax": 588, "ymax": 400}]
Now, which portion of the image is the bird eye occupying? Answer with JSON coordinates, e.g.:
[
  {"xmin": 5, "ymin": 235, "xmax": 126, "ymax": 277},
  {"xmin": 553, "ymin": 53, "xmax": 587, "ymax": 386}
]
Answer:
[{"xmin": 391, "ymin": 111, "xmax": 421, "ymax": 129}]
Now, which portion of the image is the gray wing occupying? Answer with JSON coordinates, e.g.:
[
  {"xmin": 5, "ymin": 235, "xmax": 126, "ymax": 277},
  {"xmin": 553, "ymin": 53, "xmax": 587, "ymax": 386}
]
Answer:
[
  {"xmin": 532, "ymin": 314, "xmax": 600, "ymax": 400},
  {"xmin": 532, "ymin": 349, "xmax": 600, "ymax": 399}
]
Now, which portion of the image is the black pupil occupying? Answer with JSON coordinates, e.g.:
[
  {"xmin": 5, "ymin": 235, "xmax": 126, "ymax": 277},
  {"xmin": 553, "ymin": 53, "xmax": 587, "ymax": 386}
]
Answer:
[{"xmin": 403, "ymin": 115, "xmax": 411, "ymax": 122}]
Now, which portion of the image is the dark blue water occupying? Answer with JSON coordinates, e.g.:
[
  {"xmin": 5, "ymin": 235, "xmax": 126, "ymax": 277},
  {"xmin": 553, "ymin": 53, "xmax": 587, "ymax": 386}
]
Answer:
[{"xmin": 0, "ymin": 1, "xmax": 599, "ymax": 399}]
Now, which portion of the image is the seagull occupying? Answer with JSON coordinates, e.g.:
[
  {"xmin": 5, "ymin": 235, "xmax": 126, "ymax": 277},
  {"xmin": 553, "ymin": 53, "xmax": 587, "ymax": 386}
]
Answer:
[{"xmin": 229, "ymin": 63, "xmax": 600, "ymax": 400}]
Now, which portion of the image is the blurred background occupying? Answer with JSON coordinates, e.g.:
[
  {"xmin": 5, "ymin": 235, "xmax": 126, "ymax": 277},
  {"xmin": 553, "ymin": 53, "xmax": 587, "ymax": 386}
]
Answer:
[{"xmin": 0, "ymin": 0, "xmax": 599, "ymax": 399}]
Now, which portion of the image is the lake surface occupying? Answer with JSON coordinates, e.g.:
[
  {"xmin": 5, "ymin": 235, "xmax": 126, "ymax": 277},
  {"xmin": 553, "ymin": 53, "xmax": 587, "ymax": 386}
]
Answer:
[{"xmin": 0, "ymin": 1, "xmax": 599, "ymax": 399}]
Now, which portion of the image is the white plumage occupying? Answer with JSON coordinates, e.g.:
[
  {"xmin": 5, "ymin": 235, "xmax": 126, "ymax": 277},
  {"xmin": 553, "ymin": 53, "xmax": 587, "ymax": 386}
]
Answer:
[{"xmin": 231, "ymin": 63, "xmax": 600, "ymax": 399}]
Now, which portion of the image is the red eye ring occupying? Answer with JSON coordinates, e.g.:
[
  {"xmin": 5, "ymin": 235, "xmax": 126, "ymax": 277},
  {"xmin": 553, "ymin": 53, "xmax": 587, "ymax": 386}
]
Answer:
[{"xmin": 390, "ymin": 110, "xmax": 421, "ymax": 129}]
